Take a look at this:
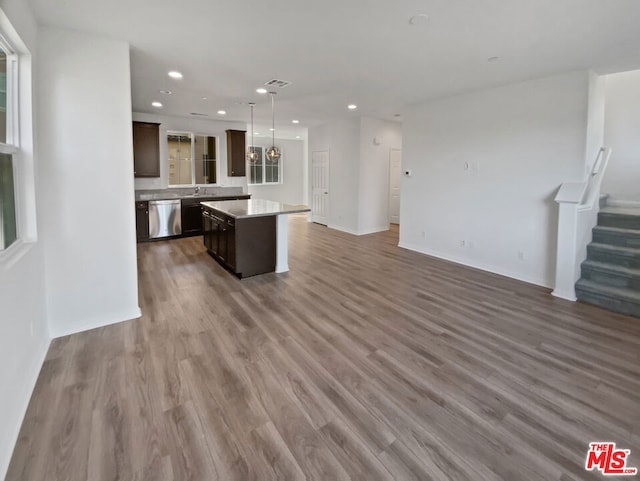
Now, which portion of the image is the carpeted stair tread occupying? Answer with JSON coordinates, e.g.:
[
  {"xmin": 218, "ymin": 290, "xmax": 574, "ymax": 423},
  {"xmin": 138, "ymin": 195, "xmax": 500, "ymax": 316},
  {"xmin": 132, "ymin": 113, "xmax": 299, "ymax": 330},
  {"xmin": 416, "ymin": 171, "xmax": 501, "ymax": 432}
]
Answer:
[
  {"xmin": 576, "ymin": 279, "xmax": 640, "ymax": 302},
  {"xmin": 581, "ymin": 259, "xmax": 640, "ymax": 277}
]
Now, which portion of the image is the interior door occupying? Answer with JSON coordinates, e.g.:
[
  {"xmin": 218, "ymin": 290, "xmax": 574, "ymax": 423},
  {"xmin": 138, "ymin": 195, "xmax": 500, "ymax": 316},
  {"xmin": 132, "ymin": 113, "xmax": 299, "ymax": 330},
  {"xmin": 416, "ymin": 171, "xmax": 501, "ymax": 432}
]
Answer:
[
  {"xmin": 311, "ymin": 150, "xmax": 330, "ymax": 225},
  {"xmin": 389, "ymin": 149, "xmax": 402, "ymax": 224}
]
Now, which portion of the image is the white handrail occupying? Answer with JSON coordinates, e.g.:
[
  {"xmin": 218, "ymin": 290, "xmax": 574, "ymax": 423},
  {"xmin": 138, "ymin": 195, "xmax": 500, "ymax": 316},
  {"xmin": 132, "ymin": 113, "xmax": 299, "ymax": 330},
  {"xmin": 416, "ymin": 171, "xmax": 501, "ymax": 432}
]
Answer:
[{"xmin": 578, "ymin": 146, "xmax": 612, "ymax": 211}]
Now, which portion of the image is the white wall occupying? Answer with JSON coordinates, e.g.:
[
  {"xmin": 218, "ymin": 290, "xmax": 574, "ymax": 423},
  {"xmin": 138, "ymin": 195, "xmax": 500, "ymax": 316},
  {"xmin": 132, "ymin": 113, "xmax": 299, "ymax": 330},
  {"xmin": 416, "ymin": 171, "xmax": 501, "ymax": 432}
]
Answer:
[
  {"xmin": 602, "ymin": 69, "xmax": 640, "ymax": 203},
  {"xmin": 247, "ymin": 137, "xmax": 304, "ymax": 204},
  {"xmin": 585, "ymin": 71, "xmax": 606, "ymax": 175},
  {"xmin": 38, "ymin": 27, "xmax": 140, "ymax": 337},
  {"xmin": 0, "ymin": 1, "xmax": 50, "ymax": 479},
  {"xmin": 308, "ymin": 119, "xmax": 360, "ymax": 233},
  {"xmin": 400, "ymin": 71, "xmax": 593, "ymax": 287},
  {"xmin": 308, "ymin": 117, "xmax": 402, "ymax": 235},
  {"xmin": 133, "ymin": 112, "xmax": 248, "ymax": 192},
  {"xmin": 358, "ymin": 117, "xmax": 402, "ymax": 234}
]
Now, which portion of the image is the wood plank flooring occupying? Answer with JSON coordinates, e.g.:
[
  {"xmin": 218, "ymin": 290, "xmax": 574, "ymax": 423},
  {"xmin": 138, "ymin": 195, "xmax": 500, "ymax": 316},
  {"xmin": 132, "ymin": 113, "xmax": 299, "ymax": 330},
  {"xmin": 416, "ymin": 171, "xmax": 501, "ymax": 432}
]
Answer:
[{"xmin": 6, "ymin": 214, "xmax": 640, "ymax": 481}]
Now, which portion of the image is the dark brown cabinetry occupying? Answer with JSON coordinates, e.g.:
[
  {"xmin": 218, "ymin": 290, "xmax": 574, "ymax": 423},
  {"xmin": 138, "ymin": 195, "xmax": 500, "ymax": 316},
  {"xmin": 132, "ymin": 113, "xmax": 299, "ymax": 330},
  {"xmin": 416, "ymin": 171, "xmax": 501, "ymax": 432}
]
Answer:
[
  {"xmin": 226, "ymin": 129, "xmax": 246, "ymax": 177},
  {"xmin": 135, "ymin": 201, "xmax": 149, "ymax": 242},
  {"xmin": 181, "ymin": 199, "xmax": 205, "ymax": 236},
  {"xmin": 202, "ymin": 207, "xmax": 276, "ymax": 278},
  {"xmin": 133, "ymin": 121, "xmax": 160, "ymax": 177},
  {"xmin": 180, "ymin": 195, "xmax": 250, "ymax": 238}
]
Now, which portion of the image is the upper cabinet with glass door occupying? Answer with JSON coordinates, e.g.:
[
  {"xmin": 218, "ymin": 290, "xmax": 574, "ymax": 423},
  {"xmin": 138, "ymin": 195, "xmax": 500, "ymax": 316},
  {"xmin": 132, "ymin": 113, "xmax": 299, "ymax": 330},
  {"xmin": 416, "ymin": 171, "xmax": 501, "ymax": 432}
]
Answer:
[{"xmin": 168, "ymin": 132, "xmax": 218, "ymax": 186}]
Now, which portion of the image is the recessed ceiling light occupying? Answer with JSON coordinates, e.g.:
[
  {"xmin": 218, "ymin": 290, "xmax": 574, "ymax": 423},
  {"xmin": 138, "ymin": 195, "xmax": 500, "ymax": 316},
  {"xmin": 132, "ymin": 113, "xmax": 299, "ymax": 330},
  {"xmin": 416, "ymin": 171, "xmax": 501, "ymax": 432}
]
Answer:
[
  {"xmin": 168, "ymin": 71, "xmax": 183, "ymax": 79},
  {"xmin": 201, "ymin": 96, "xmax": 208, "ymax": 100},
  {"xmin": 292, "ymin": 119, "xmax": 299, "ymax": 124},
  {"xmin": 256, "ymin": 88, "xmax": 268, "ymax": 94},
  {"xmin": 159, "ymin": 90, "xmax": 172, "ymax": 95},
  {"xmin": 269, "ymin": 128, "xmax": 275, "ymax": 131},
  {"xmin": 295, "ymin": 136, "xmax": 301, "ymax": 139},
  {"xmin": 409, "ymin": 13, "xmax": 429, "ymax": 26},
  {"xmin": 254, "ymin": 132, "xmax": 260, "ymax": 135},
  {"xmin": 488, "ymin": 56, "xmax": 500, "ymax": 62},
  {"xmin": 217, "ymin": 110, "xmax": 226, "ymax": 115},
  {"xmin": 152, "ymin": 101, "xmax": 163, "ymax": 108},
  {"xmin": 347, "ymin": 104, "xmax": 358, "ymax": 110}
]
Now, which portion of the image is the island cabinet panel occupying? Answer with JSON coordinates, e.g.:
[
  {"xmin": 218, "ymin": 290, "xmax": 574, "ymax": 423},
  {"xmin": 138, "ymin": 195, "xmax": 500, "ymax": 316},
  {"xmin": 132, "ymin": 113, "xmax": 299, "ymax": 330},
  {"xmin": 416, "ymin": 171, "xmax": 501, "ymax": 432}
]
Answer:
[
  {"xmin": 202, "ymin": 207, "xmax": 276, "ymax": 278},
  {"xmin": 133, "ymin": 121, "xmax": 160, "ymax": 177},
  {"xmin": 180, "ymin": 195, "xmax": 251, "ymax": 238},
  {"xmin": 226, "ymin": 129, "xmax": 246, "ymax": 177},
  {"xmin": 234, "ymin": 216, "xmax": 275, "ymax": 277}
]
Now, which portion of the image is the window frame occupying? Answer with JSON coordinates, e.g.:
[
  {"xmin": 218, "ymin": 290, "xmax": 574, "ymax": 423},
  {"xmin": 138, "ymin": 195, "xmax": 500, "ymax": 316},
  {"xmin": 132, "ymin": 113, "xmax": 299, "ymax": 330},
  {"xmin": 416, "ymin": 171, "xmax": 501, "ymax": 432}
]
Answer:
[
  {"xmin": 247, "ymin": 145, "xmax": 283, "ymax": 186},
  {"xmin": 166, "ymin": 130, "xmax": 220, "ymax": 188},
  {"xmin": 0, "ymin": 31, "xmax": 20, "ymax": 253}
]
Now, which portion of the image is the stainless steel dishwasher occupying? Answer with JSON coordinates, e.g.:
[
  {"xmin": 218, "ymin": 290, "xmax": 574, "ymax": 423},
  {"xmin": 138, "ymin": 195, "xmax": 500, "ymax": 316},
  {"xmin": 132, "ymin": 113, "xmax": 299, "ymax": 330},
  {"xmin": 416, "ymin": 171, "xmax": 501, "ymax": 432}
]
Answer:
[{"xmin": 148, "ymin": 199, "xmax": 182, "ymax": 239}]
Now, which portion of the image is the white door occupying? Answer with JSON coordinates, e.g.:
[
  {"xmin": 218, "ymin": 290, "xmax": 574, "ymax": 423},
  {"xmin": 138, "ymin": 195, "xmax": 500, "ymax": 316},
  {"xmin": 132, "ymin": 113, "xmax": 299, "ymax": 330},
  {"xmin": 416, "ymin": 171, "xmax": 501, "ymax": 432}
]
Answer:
[
  {"xmin": 311, "ymin": 150, "xmax": 330, "ymax": 225},
  {"xmin": 389, "ymin": 149, "xmax": 402, "ymax": 224}
]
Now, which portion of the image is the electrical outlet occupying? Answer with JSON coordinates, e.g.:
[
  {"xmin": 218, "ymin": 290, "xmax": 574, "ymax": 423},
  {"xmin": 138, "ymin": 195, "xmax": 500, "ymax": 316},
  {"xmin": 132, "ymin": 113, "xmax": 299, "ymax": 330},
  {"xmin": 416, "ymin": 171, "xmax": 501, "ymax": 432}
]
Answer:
[
  {"xmin": 460, "ymin": 240, "xmax": 466, "ymax": 247},
  {"xmin": 468, "ymin": 240, "xmax": 474, "ymax": 248},
  {"xmin": 463, "ymin": 162, "xmax": 470, "ymax": 171}
]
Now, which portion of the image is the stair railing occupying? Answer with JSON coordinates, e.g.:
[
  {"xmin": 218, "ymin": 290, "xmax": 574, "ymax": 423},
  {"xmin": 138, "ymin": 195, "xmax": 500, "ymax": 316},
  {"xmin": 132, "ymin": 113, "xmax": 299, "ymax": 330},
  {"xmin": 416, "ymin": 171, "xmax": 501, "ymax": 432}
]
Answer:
[
  {"xmin": 552, "ymin": 147, "xmax": 612, "ymax": 300},
  {"xmin": 579, "ymin": 146, "xmax": 612, "ymax": 211}
]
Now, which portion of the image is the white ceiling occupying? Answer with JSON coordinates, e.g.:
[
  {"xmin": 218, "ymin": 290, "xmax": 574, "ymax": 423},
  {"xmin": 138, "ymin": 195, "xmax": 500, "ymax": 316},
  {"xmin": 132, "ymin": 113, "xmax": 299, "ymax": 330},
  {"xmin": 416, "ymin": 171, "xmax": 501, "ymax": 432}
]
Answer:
[{"xmin": 27, "ymin": 0, "xmax": 640, "ymax": 130}]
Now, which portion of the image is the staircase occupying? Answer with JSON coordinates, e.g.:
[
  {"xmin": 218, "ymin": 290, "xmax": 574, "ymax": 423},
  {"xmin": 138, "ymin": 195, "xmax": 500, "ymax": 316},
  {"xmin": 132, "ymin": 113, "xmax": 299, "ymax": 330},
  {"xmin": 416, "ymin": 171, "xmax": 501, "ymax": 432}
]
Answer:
[{"xmin": 575, "ymin": 205, "xmax": 640, "ymax": 318}]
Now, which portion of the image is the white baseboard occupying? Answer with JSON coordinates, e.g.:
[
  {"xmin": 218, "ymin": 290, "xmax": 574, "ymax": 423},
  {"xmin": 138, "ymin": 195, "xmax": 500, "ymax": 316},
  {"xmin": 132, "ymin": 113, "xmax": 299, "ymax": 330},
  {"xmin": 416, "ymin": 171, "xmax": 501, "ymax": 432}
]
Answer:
[
  {"xmin": 398, "ymin": 241, "xmax": 553, "ymax": 289},
  {"xmin": 50, "ymin": 306, "xmax": 142, "ymax": 338},
  {"xmin": 327, "ymin": 224, "xmax": 358, "ymax": 235},
  {"xmin": 328, "ymin": 224, "xmax": 390, "ymax": 236},
  {"xmin": 357, "ymin": 225, "xmax": 390, "ymax": 236},
  {"xmin": 551, "ymin": 289, "xmax": 577, "ymax": 301},
  {"xmin": 606, "ymin": 199, "xmax": 640, "ymax": 208}
]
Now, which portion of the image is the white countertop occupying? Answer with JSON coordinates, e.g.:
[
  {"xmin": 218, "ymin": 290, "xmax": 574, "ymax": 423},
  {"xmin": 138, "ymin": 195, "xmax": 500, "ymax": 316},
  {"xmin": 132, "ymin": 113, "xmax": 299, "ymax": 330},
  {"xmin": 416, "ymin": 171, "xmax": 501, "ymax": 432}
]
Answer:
[{"xmin": 201, "ymin": 199, "xmax": 310, "ymax": 219}]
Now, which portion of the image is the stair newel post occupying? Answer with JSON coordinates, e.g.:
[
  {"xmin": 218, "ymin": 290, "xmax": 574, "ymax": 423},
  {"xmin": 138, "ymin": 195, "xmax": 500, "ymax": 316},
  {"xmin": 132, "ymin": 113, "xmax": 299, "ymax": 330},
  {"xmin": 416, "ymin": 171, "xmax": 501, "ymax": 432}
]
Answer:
[{"xmin": 552, "ymin": 182, "xmax": 587, "ymax": 300}]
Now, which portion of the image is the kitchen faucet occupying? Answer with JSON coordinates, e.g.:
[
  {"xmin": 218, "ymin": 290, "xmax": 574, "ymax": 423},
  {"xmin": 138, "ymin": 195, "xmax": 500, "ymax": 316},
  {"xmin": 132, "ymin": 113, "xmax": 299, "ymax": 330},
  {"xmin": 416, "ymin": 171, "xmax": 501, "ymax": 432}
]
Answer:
[{"xmin": 194, "ymin": 186, "xmax": 200, "ymax": 194}]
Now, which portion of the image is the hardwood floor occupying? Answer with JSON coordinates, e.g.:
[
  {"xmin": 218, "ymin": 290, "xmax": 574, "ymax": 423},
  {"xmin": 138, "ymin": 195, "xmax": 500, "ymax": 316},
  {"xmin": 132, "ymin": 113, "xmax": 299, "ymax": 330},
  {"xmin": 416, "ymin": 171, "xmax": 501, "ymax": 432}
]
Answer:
[{"xmin": 6, "ymin": 214, "xmax": 640, "ymax": 481}]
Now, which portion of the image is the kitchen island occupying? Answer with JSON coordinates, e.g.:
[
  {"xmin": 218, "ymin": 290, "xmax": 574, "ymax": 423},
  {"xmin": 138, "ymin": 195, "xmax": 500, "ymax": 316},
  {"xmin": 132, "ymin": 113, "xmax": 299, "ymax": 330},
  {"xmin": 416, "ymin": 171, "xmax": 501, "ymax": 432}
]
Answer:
[{"xmin": 201, "ymin": 199, "xmax": 310, "ymax": 278}]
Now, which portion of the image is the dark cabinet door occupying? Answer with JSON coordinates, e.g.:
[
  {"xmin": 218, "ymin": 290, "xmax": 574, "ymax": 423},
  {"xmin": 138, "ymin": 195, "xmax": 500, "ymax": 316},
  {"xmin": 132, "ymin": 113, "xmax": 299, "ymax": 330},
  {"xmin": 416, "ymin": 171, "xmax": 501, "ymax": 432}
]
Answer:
[
  {"xmin": 226, "ymin": 219, "xmax": 236, "ymax": 270},
  {"xmin": 182, "ymin": 202, "xmax": 204, "ymax": 235},
  {"xmin": 135, "ymin": 201, "xmax": 149, "ymax": 242},
  {"xmin": 226, "ymin": 129, "xmax": 246, "ymax": 177},
  {"xmin": 218, "ymin": 217, "xmax": 228, "ymax": 263},
  {"xmin": 133, "ymin": 121, "xmax": 160, "ymax": 177},
  {"xmin": 202, "ymin": 211, "xmax": 212, "ymax": 251}
]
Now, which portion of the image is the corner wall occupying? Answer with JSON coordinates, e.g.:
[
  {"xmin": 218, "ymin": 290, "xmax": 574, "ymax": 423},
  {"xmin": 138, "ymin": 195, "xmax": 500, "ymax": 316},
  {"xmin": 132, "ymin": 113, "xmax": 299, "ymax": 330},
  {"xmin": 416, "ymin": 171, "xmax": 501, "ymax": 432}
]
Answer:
[
  {"xmin": 308, "ymin": 119, "xmax": 360, "ymax": 233},
  {"xmin": 358, "ymin": 117, "xmax": 402, "ymax": 234},
  {"xmin": 308, "ymin": 117, "xmax": 402, "ymax": 235},
  {"xmin": 38, "ymin": 27, "xmax": 140, "ymax": 337},
  {"xmin": 0, "ymin": 1, "xmax": 50, "ymax": 479},
  {"xmin": 602, "ymin": 69, "xmax": 640, "ymax": 203},
  {"xmin": 400, "ymin": 71, "xmax": 592, "ymax": 287}
]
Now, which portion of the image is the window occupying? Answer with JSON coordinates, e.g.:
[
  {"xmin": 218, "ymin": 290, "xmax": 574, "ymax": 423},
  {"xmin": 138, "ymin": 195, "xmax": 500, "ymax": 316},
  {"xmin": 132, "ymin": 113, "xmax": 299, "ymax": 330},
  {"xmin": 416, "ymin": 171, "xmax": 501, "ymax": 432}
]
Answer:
[
  {"xmin": 0, "ymin": 40, "xmax": 18, "ymax": 250},
  {"xmin": 167, "ymin": 132, "xmax": 217, "ymax": 186},
  {"xmin": 248, "ymin": 146, "xmax": 282, "ymax": 185}
]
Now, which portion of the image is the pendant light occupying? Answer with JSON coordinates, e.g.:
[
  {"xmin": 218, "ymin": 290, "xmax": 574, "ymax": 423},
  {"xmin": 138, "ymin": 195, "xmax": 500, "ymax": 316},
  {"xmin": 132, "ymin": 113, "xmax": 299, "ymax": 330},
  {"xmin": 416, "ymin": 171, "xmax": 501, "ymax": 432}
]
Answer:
[
  {"xmin": 266, "ymin": 91, "xmax": 281, "ymax": 162},
  {"xmin": 247, "ymin": 102, "xmax": 258, "ymax": 162}
]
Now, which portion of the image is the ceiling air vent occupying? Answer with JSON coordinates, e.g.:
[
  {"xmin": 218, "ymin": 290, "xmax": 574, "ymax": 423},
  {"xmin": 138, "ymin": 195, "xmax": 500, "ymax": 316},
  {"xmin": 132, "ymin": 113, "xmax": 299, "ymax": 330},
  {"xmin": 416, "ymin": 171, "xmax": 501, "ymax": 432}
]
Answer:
[
  {"xmin": 190, "ymin": 112, "xmax": 209, "ymax": 117},
  {"xmin": 264, "ymin": 79, "xmax": 292, "ymax": 89}
]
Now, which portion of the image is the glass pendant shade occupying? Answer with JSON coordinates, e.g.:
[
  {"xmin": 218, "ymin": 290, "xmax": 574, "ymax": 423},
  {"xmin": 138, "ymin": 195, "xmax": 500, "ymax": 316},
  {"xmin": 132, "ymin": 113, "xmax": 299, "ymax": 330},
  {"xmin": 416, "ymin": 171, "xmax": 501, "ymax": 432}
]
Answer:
[{"xmin": 266, "ymin": 146, "xmax": 281, "ymax": 161}]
